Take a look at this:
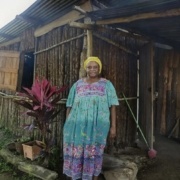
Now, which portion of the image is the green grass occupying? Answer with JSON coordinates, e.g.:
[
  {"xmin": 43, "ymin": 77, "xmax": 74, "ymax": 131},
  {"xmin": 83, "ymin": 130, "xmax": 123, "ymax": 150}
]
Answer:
[
  {"xmin": 0, "ymin": 127, "xmax": 14, "ymax": 149},
  {"xmin": 0, "ymin": 158, "xmax": 13, "ymax": 173}
]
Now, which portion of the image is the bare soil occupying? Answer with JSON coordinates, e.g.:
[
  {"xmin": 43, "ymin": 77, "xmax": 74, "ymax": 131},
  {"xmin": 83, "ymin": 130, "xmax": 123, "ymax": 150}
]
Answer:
[{"xmin": 137, "ymin": 135, "xmax": 180, "ymax": 180}]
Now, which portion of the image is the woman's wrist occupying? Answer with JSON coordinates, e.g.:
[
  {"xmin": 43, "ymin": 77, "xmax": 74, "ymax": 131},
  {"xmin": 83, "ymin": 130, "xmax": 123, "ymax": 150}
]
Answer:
[{"xmin": 111, "ymin": 125, "xmax": 116, "ymax": 128}]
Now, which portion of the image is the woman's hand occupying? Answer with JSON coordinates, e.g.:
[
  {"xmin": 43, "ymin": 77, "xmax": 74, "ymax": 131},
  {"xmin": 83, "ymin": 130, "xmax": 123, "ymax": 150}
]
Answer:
[
  {"xmin": 110, "ymin": 106, "xmax": 116, "ymax": 139},
  {"xmin": 66, "ymin": 107, "xmax": 71, "ymax": 119},
  {"xmin": 109, "ymin": 126, "xmax": 116, "ymax": 139}
]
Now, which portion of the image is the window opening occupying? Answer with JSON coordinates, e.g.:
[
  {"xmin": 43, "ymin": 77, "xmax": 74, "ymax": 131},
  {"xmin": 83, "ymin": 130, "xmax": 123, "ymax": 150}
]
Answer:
[{"xmin": 21, "ymin": 52, "xmax": 34, "ymax": 89}]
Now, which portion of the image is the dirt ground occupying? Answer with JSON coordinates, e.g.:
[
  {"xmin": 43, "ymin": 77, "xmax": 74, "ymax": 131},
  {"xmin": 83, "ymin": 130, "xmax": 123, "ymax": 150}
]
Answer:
[{"xmin": 137, "ymin": 135, "xmax": 180, "ymax": 180}]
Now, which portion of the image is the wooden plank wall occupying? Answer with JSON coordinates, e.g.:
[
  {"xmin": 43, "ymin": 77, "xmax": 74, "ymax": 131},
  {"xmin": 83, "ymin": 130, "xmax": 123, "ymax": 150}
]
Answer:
[
  {"xmin": 29, "ymin": 25, "xmax": 141, "ymax": 150},
  {"xmin": 35, "ymin": 25, "xmax": 83, "ymax": 91},
  {"xmin": 35, "ymin": 25, "xmax": 84, "ymax": 152},
  {"xmin": 154, "ymin": 48, "xmax": 180, "ymax": 136},
  {"xmin": 0, "ymin": 97, "xmax": 33, "ymax": 138},
  {"xmin": 0, "ymin": 24, "xmax": 147, "ymax": 154},
  {"xmin": 0, "ymin": 27, "xmax": 36, "ymax": 136},
  {"xmin": 92, "ymin": 28, "xmax": 143, "ymax": 149}
]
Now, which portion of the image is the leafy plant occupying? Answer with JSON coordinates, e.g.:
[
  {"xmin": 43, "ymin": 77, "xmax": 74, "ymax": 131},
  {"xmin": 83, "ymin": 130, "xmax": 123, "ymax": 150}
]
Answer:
[
  {"xmin": 0, "ymin": 127, "xmax": 15, "ymax": 149},
  {"xmin": 14, "ymin": 78, "xmax": 67, "ymax": 162},
  {"xmin": 15, "ymin": 135, "xmax": 31, "ymax": 142},
  {"xmin": 0, "ymin": 158, "xmax": 13, "ymax": 173}
]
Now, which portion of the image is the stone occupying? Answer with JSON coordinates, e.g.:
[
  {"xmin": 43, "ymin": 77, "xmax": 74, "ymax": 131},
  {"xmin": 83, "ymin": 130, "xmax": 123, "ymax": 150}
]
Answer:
[
  {"xmin": 0, "ymin": 148, "xmax": 58, "ymax": 180},
  {"xmin": 115, "ymin": 154, "xmax": 148, "ymax": 169},
  {"xmin": 102, "ymin": 154, "xmax": 138, "ymax": 180},
  {"xmin": 0, "ymin": 148, "xmax": 24, "ymax": 166},
  {"xmin": 18, "ymin": 162, "xmax": 58, "ymax": 180}
]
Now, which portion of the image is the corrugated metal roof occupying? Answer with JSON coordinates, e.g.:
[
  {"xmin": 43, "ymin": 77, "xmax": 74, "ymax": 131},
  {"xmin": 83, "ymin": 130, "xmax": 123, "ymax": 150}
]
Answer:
[
  {"xmin": 93, "ymin": 0, "xmax": 179, "ymax": 8},
  {"xmin": 0, "ymin": 0, "xmax": 86, "ymax": 44},
  {"xmin": 0, "ymin": 0, "xmax": 180, "ymax": 50},
  {"xmin": 90, "ymin": 0, "xmax": 180, "ymax": 49}
]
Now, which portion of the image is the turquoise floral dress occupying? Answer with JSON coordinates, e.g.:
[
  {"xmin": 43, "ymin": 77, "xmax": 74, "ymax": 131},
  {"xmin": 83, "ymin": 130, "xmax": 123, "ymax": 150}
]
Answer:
[{"xmin": 63, "ymin": 78, "xmax": 119, "ymax": 180}]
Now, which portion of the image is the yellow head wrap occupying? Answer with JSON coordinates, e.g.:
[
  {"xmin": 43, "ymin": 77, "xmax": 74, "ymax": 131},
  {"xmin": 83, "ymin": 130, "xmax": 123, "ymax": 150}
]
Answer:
[{"xmin": 84, "ymin": 56, "xmax": 102, "ymax": 73}]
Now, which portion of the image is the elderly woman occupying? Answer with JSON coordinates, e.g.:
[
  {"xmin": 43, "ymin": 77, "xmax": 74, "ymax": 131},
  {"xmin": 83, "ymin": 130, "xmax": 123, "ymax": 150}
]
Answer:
[{"xmin": 63, "ymin": 57, "xmax": 119, "ymax": 180}]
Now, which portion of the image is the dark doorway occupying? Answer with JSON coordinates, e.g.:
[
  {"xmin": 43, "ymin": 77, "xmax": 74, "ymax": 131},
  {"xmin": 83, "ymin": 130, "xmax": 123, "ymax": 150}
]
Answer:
[{"xmin": 21, "ymin": 52, "xmax": 34, "ymax": 89}]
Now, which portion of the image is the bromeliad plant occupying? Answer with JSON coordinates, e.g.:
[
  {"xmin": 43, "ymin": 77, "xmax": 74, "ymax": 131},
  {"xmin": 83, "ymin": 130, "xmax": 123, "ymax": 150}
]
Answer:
[{"xmin": 14, "ymin": 78, "xmax": 67, "ymax": 150}]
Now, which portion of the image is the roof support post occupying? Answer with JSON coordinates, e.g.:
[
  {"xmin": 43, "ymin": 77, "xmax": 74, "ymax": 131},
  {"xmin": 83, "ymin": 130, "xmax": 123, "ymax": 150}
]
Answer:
[{"xmin": 87, "ymin": 29, "xmax": 93, "ymax": 57}]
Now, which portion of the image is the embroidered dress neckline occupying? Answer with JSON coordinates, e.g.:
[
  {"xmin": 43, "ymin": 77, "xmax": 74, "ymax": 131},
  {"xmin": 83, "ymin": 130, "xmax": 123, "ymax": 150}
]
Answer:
[{"xmin": 82, "ymin": 78, "xmax": 102, "ymax": 85}]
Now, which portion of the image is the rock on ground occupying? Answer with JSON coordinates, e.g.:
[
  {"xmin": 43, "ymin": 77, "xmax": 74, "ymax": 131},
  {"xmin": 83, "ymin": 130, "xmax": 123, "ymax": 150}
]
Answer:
[{"xmin": 102, "ymin": 154, "xmax": 138, "ymax": 180}]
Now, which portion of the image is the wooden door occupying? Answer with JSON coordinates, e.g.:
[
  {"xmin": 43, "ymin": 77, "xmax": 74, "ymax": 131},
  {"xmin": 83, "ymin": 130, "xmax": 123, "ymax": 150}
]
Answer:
[
  {"xmin": 0, "ymin": 50, "xmax": 20, "ymax": 91},
  {"xmin": 139, "ymin": 43, "xmax": 154, "ymax": 149}
]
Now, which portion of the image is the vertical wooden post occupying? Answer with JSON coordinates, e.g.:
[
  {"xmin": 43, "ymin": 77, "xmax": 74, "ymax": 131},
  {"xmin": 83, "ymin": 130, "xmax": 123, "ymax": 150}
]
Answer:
[
  {"xmin": 87, "ymin": 30, "xmax": 93, "ymax": 57},
  {"xmin": 161, "ymin": 54, "xmax": 168, "ymax": 134},
  {"xmin": 79, "ymin": 18, "xmax": 93, "ymax": 78},
  {"xmin": 79, "ymin": 31, "xmax": 87, "ymax": 78},
  {"xmin": 139, "ymin": 42, "xmax": 154, "ymax": 149}
]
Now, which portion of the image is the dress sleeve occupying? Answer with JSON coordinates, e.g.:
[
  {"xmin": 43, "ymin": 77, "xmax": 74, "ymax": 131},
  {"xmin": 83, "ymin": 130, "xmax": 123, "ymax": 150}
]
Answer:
[
  {"xmin": 66, "ymin": 83, "xmax": 76, "ymax": 107},
  {"xmin": 106, "ymin": 80, "xmax": 119, "ymax": 107}
]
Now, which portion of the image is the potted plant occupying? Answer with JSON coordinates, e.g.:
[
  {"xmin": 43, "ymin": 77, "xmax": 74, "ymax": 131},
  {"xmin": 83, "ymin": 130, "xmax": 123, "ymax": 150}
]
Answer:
[
  {"xmin": 14, "ymin": 78, "xmax": 67, "ymax": 162},
  {"xmin": 15, "ymin": 135, "xmax": 32, "ymax": 155}
]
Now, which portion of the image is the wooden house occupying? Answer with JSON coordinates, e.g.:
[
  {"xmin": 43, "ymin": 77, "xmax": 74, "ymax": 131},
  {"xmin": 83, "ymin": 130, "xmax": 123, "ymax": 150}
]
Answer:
[{"xmin": 0, "ymin": 0, "xmax": 180, "ymax": 155}]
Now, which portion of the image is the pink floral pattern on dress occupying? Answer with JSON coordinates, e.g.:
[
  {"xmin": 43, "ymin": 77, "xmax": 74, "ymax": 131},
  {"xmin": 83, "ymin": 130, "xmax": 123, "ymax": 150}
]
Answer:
[{"xmin": 63, "ymin": 144, "xmax": 105, "ymax": 179}]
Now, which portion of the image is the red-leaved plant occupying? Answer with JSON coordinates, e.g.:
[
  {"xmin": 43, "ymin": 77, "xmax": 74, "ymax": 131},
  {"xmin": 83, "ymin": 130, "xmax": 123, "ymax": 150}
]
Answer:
[{"xmin": 14, "ymin": 78, "xmax": 67, "ymax": 154}]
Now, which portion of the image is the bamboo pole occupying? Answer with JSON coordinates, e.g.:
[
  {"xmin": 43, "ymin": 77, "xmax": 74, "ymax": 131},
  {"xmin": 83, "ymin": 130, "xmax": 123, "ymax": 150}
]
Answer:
[
  {"xmin": 150, "ymin": 42, "xmax": 154, "ymax": 149},
  {"xmin": 69, "ymin": 21, "xmax": 93, "ymax": 29},
  {"xmin": 34, "ymin": 34, "xmax": 84, "ymax": 55},
  {"xmin": 73, "ymin": 6, "xmax": 87, "ymax": 14},
  {"xmin": 168, "ymin": 117, "xmax": 180, "ymax": 138}
]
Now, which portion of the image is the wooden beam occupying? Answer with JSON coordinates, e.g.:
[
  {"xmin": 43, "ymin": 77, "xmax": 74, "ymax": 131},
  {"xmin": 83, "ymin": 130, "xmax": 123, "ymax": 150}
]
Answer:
[
  {"xmin": 34, "ymin": 1, "xmax": 92, "ymax": 37},
  {"xmin": 69, "ymin": 21, "xmax": 93, "ymax": 29},
  {"xmin": 0, "ymin": 37, "xmax": 20, "ymax": 48},
  {"xmin": 73, "ymin": 5, "xmax": 87, "ymax": 14},
  {"xmin": 93, "ymin": 32, "xmax": 137, "ymax": 56},
  {"xmin": 96, "ymin": 8, "xmax": 180, "ymax": 25}
]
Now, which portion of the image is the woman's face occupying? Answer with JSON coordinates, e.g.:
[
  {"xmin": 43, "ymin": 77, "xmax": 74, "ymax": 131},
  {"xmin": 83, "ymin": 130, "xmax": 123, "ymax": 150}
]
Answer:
[{"xmin": 86, "ymin": 61, "xmax": 100, "ymax": 78}]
